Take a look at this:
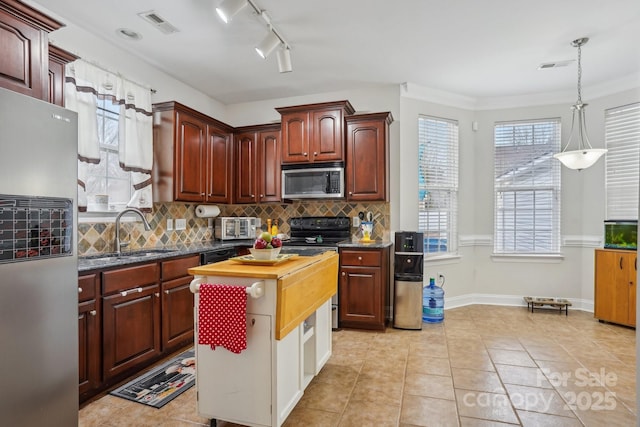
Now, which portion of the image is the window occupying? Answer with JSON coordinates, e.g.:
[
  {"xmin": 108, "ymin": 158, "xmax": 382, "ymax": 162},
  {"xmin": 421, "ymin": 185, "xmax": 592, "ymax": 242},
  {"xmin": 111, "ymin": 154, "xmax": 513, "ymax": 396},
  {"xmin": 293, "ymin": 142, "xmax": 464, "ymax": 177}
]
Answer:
[
  {"xmin": 418, "ymin": 115, "xmax": 458, "ymax": 256},
  {"xmin": 605, "ymin": 102, "xmax": 640, "ymax": 220},
  {"xmin": 494, "ymin": 119, "xmax": 561, "ymax": 254},
  {"xmin": 84, "ymin": 97, "xmax": 133, "ymax": 212}
]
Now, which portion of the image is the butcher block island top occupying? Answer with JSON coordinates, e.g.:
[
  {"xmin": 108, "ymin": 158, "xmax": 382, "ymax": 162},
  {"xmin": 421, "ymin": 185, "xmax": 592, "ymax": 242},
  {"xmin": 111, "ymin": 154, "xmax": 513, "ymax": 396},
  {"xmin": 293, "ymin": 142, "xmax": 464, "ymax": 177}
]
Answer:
[{"xmin": 189, "ymin": 251, "xmax": 339, "ymax": 340}]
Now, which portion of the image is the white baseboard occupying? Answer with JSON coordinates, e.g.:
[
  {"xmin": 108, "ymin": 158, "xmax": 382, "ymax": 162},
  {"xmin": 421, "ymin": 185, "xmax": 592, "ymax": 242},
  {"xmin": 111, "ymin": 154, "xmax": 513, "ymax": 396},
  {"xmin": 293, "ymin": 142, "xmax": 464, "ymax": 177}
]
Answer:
[{"xmin": 444, "ymin": 293, "xmax": 594, "ymax": 313}]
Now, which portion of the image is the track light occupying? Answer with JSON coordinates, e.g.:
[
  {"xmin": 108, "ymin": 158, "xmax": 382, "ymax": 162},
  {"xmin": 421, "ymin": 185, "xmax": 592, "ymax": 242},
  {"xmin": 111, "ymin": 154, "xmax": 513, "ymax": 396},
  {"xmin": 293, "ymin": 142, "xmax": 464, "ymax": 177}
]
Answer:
[
  {"xmin": 277, "ymin": 46, "xmax": 292, "ymax": 73},
  {"xmin": 255, "ymin": 31, "xmax": 280, "ymax": 59},
  {"xmin": 216, "ymin": 0, "xmax": 248, "ymax": 23}
]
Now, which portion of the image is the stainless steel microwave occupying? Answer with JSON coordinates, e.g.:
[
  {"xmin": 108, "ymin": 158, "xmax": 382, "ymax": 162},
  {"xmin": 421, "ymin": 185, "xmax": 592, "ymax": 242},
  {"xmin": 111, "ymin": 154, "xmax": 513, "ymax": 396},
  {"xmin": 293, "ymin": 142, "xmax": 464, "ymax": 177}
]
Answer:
[
  {"xmin": 214, "ymin": 217, "xmax": 258, "ymax": 240},
  {"xmin": 281, "ymin": 162, "xmax": 345, "ymax": 199}
]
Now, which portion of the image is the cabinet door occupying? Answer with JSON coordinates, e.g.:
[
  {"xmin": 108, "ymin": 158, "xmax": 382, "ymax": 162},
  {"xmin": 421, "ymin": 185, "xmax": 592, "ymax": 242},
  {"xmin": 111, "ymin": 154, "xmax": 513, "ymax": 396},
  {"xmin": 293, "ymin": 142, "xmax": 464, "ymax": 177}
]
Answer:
[
  {"xmin": 346, "ymin": 118, "xmax": 386, "ymax": 201},
  {"xmin": 48, "ymin": 44, "xmax": 77, "ymax": 106},
  {"xmin": 161, "ymin": 276, "xmax": 195, "ymax": 351},
  {"xmin": 102, "ymin": 284, "xmax": 161, "ymax": 380},
  {"xmin": 339, "ymin": 265, "xmax": 383, "ymax": 329},
  {"xmin": 625, "ymin": 252, "xmax": 636, "ymax": 326},
  {"xmin": 311, "ymin": 108, "xmax": 343, "ymax": 162},
  {"xmin": 0, "ymin": 8, "xmax": 48, "ymax": 100},
  {"xmin": 281, "ymin": 111, "xmax": 310, "ymax": 163},
  {"xmin": 175, "ymin": 110, "xmax": 206, "ymax": 201},
  {"xmin": 235, "ymin": 132, "xmax": 257, "ymax": 203},
  {"xmin": 258, "ymin": 129, "xmax": 281, "ymax": 202},
  {"xmin": 78, "ymin": 273, "xmax": 101, "ymax": 397},
  {"xmin": 206, "ymin": 125, "xmax": 233, "ymax": 203}
]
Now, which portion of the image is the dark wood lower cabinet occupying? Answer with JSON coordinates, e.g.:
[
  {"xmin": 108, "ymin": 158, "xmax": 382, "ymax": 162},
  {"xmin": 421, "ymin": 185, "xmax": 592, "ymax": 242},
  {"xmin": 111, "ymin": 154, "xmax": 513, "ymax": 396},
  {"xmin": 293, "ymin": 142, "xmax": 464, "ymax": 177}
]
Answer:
[
  {"xmin": 78, "ymin": 273, "xmax": 100, "ymax": 399},
  {"xmin": 102, "ymin": 284, "xmax": 161, "ymax": 380},
  {"xmin": 79, "ymin": 254, "xmax": 198, "ymax": 404},
  {"xmin": 338, "ymin": 247, "xmax": 390, "ymax": 331}
]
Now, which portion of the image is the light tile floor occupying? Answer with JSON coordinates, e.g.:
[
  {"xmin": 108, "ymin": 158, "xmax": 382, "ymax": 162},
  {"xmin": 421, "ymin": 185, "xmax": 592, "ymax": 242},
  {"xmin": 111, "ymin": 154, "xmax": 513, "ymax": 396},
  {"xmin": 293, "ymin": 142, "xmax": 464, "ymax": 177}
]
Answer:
[{"xmin": 79, "ymin": 305, "xmax": 637, "ymax": 426}]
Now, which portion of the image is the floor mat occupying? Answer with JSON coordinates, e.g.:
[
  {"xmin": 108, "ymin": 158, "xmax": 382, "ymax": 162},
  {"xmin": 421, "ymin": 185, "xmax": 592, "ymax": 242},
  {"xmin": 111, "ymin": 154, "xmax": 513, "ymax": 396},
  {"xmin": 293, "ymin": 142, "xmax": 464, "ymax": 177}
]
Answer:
[{"xmin": 109, "ymin": 348, "xmax": 195, "ymax": 409}]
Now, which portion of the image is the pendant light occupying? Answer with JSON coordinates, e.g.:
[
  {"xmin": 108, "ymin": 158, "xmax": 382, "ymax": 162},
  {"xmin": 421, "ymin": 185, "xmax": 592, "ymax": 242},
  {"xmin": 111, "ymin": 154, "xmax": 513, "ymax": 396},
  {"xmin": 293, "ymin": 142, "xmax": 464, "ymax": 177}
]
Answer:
[{"xmin": 553, "ymin": 37, "xmax": 607, "ymax": 171}]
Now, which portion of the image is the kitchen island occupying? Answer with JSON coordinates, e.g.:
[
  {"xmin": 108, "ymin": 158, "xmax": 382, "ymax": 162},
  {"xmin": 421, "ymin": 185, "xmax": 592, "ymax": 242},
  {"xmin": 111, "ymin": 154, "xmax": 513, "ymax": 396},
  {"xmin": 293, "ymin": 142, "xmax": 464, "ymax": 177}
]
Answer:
[{"xmin": 187, "ymin": 251, "xmax": 338, "ymax": 427}]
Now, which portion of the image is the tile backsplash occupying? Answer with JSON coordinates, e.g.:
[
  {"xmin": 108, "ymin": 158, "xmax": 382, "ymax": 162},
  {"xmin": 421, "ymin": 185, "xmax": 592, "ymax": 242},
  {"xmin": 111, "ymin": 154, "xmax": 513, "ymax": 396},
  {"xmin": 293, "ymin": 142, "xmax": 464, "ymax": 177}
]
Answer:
[{"xmin": 78, "ymin": 201, "xmax": 390, "ymax": 256}]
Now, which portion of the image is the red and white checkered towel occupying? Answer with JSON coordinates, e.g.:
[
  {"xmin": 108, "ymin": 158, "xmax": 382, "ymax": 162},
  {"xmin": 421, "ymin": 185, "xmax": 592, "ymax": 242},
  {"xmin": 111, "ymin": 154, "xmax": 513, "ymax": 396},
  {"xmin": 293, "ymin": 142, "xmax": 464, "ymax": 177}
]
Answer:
[{"xmin": 198, "ymin": 284, "xmax": 247, "ymax": 354}]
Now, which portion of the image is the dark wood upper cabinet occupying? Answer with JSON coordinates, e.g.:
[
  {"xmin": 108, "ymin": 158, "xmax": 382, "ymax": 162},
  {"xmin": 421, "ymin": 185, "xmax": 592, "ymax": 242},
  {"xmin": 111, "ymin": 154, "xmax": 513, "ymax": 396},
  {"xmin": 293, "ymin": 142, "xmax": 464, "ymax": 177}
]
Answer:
[
  {"xmin": 0, "ymin": 0, "xmax": 63, "ymax": 101},
  {"xmin": 234, "ymin": 123, "xmax": 281, "ymax": 204},
  {"xmin": 345, "ymin": 112, "xmax": 393, "ymax": 202},
  {"xmin": 277, "ymin": 100, "xmax": 354, "ymax": 164},
  {"xmin": 153, "ymin": 101, "xmax": 234, "ymax": 203},
  {"xmin": 48, "ymin": 44, "xmax": 78, "ymax": 106}
]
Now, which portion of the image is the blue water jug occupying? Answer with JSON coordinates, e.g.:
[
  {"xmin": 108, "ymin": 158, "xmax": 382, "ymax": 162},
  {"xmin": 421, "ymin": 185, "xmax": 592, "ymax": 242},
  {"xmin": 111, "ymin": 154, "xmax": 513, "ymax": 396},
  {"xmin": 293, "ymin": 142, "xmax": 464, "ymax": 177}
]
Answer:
[{"xmin": 423, "ymin": 277, "xmax": 444, "ymax": 323}]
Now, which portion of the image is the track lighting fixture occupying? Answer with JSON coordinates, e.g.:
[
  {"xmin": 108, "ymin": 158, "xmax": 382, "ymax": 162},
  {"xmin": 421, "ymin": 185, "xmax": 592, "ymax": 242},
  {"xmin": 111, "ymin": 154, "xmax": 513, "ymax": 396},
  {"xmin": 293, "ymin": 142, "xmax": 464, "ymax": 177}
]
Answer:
[
  {"xmin": 277, "ymin": 46, "xmax": 292, "ymax": 73},
  {"xmin": 255, "ymin": 31, "xmax": 281, "ymax": 59},
  {"xmin": 215, "ymin": 0, "xmax": 248, "ymax": 24},
  {"xmin": 215, "ymin": 0, "xmax": 293, "ymax": 72}
]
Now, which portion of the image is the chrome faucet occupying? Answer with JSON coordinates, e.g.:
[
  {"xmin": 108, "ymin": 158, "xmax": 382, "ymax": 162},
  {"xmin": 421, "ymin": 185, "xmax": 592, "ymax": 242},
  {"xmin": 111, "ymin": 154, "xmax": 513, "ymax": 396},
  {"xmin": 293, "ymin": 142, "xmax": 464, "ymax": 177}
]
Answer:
[{"xmin": 115, "ymin": 207, "xmax": 151, "ymax": 255}]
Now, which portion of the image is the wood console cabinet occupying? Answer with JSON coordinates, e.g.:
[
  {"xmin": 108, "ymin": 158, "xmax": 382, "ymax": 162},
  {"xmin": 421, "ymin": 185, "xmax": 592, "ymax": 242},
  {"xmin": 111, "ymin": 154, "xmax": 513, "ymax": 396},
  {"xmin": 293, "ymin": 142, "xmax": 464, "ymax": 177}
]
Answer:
[
  {"xmin": 594, "ymin": 248, "xmax": 637, "ymax": 327},
  {"xmin": 345, "ymin": 112, "xmax": 393, "ymax": 202},
  {"xmin": 0, "ymin": 0, "xmax": 63, "ymax": 101},
  {"xmin": 78, "ymin": 273, "xmax": 101, "ymax": 400},
  {"xmin": 235, "ymin": 123, "xmax": 281, "ymax": 204},
  {"xmin": 338, "ymin": 246, "xmax": 390, "ymax": 330},
  {"xmin": 277, "ymin": 100, "xmax": 354, "ymax": 164},
  {"xmin": 153, "ymin": 101, "xmax": 234, "ymax": 204}
]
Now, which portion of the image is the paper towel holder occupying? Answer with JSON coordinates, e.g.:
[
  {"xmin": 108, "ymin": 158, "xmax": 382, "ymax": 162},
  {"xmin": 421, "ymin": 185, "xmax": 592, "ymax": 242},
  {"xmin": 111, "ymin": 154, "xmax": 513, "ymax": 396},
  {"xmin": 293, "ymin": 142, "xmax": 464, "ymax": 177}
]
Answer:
[{"xmin": 195, "ymin": 204, "xmax": 221, "ymax": 218}]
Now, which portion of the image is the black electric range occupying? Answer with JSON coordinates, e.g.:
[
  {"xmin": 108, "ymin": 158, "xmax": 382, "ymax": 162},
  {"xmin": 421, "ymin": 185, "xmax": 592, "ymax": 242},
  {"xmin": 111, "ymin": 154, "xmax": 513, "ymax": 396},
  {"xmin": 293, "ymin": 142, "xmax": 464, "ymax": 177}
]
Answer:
[{"xmin": 280, "ymin": 216, "xmax": 351, "ymax": 254}]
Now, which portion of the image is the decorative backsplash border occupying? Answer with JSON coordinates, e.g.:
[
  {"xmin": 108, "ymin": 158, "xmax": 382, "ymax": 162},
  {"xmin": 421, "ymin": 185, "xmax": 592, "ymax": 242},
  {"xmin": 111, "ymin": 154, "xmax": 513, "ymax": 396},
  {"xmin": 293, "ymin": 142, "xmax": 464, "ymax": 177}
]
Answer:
[{"xmin": 78, "ymin": 201, "xmax": 390, "ymax": 255}]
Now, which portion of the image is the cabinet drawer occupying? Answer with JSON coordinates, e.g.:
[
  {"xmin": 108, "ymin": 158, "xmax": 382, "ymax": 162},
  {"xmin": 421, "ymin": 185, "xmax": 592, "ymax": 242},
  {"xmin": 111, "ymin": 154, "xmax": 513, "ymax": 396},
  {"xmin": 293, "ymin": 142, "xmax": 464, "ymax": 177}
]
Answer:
[
  {"xmin": 78, "ymin": 273, "xmax": 98, "ymax": 302},
  {"xmin": 161, "ymin": 255, "xmax": 200, "ymax": 281},
  {"xmin": 340, "ymin": 250, "xmax": 381, "ymax": 267},
  {"xmin": 102, "ymin": 263, "xmax": 160, "ymax": 295}
]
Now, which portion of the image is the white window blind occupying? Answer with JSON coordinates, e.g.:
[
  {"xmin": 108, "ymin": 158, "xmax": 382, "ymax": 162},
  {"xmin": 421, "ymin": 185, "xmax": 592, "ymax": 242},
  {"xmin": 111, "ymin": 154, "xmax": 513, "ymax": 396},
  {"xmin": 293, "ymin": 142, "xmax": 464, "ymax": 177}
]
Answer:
[
  {"xmin": 605, "ymin": 102, "xmax": 640, "ymax": 220},
  {"xmin": 494, "ymin": 119, "xmax": 561, "ymax": 254},
  {"xmin": 418, "ymin": 115, "xmax": 458, "ymax": 255}
]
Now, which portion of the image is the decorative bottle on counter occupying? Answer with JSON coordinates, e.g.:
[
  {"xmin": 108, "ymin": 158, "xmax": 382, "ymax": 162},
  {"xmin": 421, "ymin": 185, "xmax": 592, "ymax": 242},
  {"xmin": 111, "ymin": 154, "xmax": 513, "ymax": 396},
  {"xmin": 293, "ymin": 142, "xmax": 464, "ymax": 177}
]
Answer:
[
  {"xmin": 422, "ymin": 277, "xmax": 444, "ymax": 323},
  {"xmin": 271, "ymin": 219, "xmax": 278, "ymax": 236}
]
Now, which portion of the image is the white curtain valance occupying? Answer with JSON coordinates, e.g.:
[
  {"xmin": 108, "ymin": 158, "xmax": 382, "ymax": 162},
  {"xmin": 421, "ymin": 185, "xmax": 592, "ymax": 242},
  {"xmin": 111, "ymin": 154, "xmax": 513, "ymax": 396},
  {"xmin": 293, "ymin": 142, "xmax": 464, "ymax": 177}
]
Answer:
[{"xmin": 65, "ymin": 59, "xmax": 153, "ymax": 210}]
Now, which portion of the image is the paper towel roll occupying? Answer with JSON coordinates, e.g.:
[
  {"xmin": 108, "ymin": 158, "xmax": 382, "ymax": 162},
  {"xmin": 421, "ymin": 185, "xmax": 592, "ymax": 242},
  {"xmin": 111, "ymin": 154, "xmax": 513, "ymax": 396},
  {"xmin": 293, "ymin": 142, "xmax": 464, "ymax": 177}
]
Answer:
[{"xmin": 195, "ymin": 205, "xmax": 221, "ymax": 218}]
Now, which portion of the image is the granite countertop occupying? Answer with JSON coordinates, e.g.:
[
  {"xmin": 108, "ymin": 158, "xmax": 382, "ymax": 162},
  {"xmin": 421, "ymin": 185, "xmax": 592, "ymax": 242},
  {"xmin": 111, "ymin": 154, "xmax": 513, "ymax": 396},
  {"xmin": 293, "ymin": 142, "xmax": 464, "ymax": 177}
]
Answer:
[{"xmin": 78, "ymin": 238, "xmax": 393, "ymax": 272}]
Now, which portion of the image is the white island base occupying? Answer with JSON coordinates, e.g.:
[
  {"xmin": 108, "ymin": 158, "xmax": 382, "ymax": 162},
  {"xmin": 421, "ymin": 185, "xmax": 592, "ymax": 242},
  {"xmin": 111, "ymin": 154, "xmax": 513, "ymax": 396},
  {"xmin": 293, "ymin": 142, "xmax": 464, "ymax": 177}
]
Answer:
[{"xmin": 189, "ymin": 253, "xmax": 337, "ymax": 427}]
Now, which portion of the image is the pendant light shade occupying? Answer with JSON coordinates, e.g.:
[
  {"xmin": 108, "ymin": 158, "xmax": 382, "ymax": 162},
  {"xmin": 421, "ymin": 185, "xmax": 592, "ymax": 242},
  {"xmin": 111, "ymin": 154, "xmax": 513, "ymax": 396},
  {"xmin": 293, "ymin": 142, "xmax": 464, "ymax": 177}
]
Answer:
[
  {"xmin": 277, "ymin": 47, "xmax": 292, "ymax": 73},
  {"xmin": 255, "ymin": 31, "xmax": 281, "ymax": 59},
  {"xmin": 553, "ymin": 37, "xmax": 607, "ymax": 171},
  {"xmin": 216, "ymin": 0, "xmax": 248, "ymax": 23}
]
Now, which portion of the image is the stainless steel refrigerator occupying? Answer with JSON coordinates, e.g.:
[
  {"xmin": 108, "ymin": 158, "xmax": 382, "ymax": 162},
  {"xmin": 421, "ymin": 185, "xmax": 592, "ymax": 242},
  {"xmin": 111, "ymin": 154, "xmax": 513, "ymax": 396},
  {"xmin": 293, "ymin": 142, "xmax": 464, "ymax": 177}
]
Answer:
[{"xmin": 0, "ymin": 87, "xmax": 78, "ymax": 426}]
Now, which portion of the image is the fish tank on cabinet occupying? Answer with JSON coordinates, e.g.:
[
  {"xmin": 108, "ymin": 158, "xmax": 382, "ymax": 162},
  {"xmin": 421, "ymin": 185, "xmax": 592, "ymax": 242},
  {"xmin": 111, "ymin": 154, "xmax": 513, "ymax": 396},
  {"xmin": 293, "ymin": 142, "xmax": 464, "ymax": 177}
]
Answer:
[{"xmin": 604, "ymin": 220, "xmax": 637, "ymax": 250}]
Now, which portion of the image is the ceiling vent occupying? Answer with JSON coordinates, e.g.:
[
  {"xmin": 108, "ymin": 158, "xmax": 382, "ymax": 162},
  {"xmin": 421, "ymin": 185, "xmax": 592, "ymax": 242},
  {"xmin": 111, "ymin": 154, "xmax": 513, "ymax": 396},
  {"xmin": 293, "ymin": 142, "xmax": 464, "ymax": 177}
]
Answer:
[
  {"xmin": 137, "ymin": 10, "xmax": 179, "ymax": 34},
  {"xmin": 538, "ymin": 59, "xmax": 573, "ymax": 70}
]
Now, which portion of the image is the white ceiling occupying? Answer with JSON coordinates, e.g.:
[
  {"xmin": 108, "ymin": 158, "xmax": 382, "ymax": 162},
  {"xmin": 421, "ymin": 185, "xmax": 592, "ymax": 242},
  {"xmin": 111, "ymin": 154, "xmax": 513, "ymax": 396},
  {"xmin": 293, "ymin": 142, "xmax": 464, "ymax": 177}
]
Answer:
[{"xmin": 29, "ymin": 0, "xmax": 640, "ymax": 105}]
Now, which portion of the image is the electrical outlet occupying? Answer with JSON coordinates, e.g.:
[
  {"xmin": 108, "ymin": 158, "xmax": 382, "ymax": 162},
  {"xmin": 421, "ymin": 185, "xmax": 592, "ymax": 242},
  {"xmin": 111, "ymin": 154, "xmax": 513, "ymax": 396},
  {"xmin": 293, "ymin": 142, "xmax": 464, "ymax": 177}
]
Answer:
[
  {"xmin": 437, "ymin": 272, "xmax": 445, "ymax": 286},
  {"xmin": 166, "ymin": 218, "xmax": 173, "ymax": 231},
  {"xmin": 175, "ymin": 218, "xmax": 186, "ymax": 230},
  {"xmin": 352, "ymin": 216, "xmax": 360, "ymax": 227},
  {"xmin": 208, "ymin": 218, "xmax": 213, "ymax": 228}
]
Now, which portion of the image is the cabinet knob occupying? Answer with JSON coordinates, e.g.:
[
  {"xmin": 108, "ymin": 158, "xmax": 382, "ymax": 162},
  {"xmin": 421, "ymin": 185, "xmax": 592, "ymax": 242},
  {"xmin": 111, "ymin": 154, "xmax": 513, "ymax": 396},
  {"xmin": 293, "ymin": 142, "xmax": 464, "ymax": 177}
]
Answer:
[
  {"xmin": 90, "ymin": 310, "xmax": 97, "ymax": 316},
  {"xmin": 260, "ymin": 194, "xmax": 264, "ymax": 198},
  {"xmin": 208, "ymin": 193, "xmax": 212, "ymax": 196},
  {"xmin": 313, "ymin": 151, "xmax": 318, "ymax": 156},
  {"xmin": 303, "ymin": 152, "xmax": 308, "ymax": 156},
  {"xmin": 349, "ymin": 191, "xmax": 353, "ymax": 195},
  {"xmin": 358, "ymin": 256, "xmax": 362, "ymax": 261},
  {"xmin": 155, "ymin": 293, "xmax": 160, "ymax": 298},
  {"xmin": 342, "ymin": 272, "xmax": 346, "ymax": 276},
  {"xmin": 78, "ymin": 287, "xmax": 83, "ymax": 293},
  {"xmin": 165, "ymin": 290, "xmax": 170, "ymax": 295},
  {"xmin": 201, "ymin": 193, "xmax": 205, "ymax": 196},
  {"xmin": 251, "ymin": 194, "xmax": 255, "ymax": 198}
]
